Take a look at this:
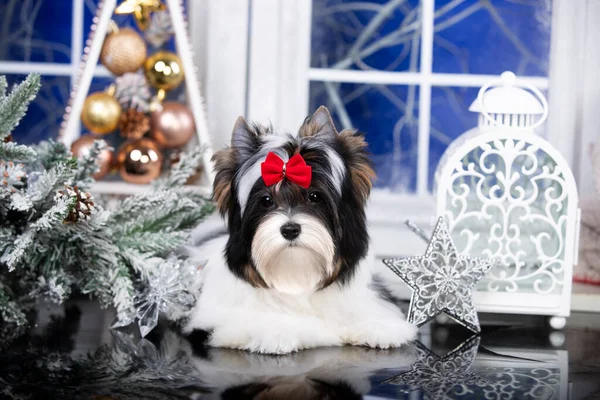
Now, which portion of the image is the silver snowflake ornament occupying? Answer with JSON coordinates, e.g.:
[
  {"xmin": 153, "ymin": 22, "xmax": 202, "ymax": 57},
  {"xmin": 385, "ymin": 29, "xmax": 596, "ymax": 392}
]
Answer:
[
  {"xmin": 134, "ymin": 258, "xmax": 198, "ymax": 337},
  {"xmin": 384, "ymin": 336, "xmax": 490, "ymax": 399},
  {"xmin": 383, "ymin": 217, "xmax": 495, "ymax": 333}
]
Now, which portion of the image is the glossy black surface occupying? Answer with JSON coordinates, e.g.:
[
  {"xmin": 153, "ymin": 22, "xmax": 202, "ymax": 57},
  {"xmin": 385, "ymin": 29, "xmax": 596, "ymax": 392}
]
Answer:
[{"xmin": 1, "ymin": 300, "xmax": 599, "ymax": 399}]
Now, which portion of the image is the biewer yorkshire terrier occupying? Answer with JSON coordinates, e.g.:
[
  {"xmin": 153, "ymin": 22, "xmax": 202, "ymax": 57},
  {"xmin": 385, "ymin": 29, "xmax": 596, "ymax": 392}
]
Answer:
[{"xmin": 183, "ymin": 106, "xmax": 417, "ymax": 354}]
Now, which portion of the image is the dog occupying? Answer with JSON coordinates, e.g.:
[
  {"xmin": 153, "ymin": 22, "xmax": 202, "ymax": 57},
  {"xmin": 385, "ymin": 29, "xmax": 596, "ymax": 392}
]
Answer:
[{"xmin": 183, "ymin": 106, "xmax": 417, "ymax": 354}]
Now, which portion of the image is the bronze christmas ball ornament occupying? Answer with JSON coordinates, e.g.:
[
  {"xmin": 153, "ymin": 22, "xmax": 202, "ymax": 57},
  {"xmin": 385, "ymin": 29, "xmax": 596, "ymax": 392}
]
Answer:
[
  {"xmin": 81, "ymin": 92, "xmax": 122, "ymax": 135},
  {"xmin": 100, "ymin": 27, "xmax": 148, "ymax": 76},
  {"xmin": 149, "ymin": 102, "xmax": 195, "ymax": 148},
  {"xmin": 71, "ymin": 135, "xmax": 114, "ymax": 180},
  {"xmin": 117, "ymin": 138, "xmax": 163, "ymax": 184},
  {"xmin": 143, "ymin": 51, "xmax": 184, "ymax": 91}
]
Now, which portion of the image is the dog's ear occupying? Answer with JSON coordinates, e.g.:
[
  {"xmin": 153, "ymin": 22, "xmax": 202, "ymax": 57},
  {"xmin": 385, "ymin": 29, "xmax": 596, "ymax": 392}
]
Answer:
[
  {"xmin": 213, "ymin": 117, "xmax": 262, "ymax": 216},
  {"xmin": 212, "ymin": 147, "xmax": 237, "ymax": 216},
  {"xmin": 338, "ymin": 130, "xmax": 374, "ymax": 206},
  {"xmin": 299, "ymin": 106, "xmax": 338, "ymax": 138},
  {"xmin": 231, "ymin": 116, "xmax": 260, "ymax": 162}
]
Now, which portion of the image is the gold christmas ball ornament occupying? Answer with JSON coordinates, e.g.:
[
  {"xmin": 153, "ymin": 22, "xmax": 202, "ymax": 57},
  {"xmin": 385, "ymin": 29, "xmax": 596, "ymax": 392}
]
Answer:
[
  {"xmin": 149, "ymin": 102, "xmax": 195, "ymax": 148},
  {"xmin": 117, "ymin": 138, "xmax": 163, "ymax": 184},
  {"xmin": 144, "ymin": 51, "xmax": 184, "ymax": 91},
  {"xmin": 71, "ymin": 135, "xmax": 114, "ymax": 180},
  {"xmin": 81, "ymin": 92, "xmax": 122, "ymax": 134},
  {"xmin": 100, "ymin": 27, "xmax": 147, "ymax": 76}
]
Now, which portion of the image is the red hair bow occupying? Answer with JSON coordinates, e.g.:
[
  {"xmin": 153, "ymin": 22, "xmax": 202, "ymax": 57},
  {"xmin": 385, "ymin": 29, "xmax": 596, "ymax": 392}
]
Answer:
[{"xmin": 261, "ymin": 152, "xmax": 312, "ymax": 189}]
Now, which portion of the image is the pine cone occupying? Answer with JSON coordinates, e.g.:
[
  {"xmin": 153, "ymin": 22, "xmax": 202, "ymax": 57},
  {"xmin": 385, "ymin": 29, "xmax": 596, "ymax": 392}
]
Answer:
[
  {"xmin": 145, "ymin": 10, "xmax": 174, "ymax": 48},
  {"xmin": 114, "ymin": 72, "xmax": 152, "ymax": 112},
  {"xmin": 56, "ymin": 186, "xmax": 95, "ymax": 223},
  {"xmin": 1, "ymin": 161, "xmax": 27, "ymax": 193},
  {"xmin": 119, "ymin": 108, "xmax": 151, "ymax": 140}
]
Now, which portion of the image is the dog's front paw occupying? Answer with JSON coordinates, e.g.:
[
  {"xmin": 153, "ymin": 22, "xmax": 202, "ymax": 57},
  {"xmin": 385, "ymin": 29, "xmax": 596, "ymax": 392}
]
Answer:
[
  {"xmin": 209, "ymin": 327, "xmax": 301, "ymax": 354},
  {"xmin": 241, "ymin": 332, "xmax": 302, "ymax": 354},
  {"xmin": 343, "ymin": 318, "xmax": 418, "ymax": 349}
]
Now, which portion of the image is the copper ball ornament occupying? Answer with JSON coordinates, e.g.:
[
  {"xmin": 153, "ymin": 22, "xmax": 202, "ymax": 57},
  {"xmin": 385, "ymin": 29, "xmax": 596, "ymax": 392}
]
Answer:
[
  {"xmin": 149, "ymin": 102, "xmax": 195, "ymax": 148},
  {"xmin": 71, "ymin": 135, "xmax": 113, "ymax": 180},
  {"xmin": 117, "ymin": 138, "xmax": 163, "ymax": 184},
  {"xmin": 100, "ymin": 27, "xmax": 148, "ymax": 76},
  {"xmin": 143, "ymin": 51, "xmax": 184, "ymax": 91},
  {"xmin": 81, "ymin": 92, "xmax": 122, "ymax": 134}
]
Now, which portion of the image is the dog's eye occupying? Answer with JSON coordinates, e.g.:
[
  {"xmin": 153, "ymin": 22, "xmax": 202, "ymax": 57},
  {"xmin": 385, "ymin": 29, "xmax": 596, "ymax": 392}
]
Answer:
[
  {"xmin": 308, "ymin": 191, "xmax": 322, "ymax": 203},
  {"xmin": 260, "ymin": 195, "xmax": 274, "ymax": 208}
]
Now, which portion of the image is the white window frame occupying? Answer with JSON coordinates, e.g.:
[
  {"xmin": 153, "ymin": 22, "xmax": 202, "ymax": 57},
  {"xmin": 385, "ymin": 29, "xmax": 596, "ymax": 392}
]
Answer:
[{"xmin": 191, "ymin": 0, "xmax": 598, "ymax": 257}]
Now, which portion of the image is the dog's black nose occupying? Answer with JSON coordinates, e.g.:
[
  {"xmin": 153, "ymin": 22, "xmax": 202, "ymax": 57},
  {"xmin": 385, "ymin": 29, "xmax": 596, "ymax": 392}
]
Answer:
[{"xmin": 280, "ymin": 223, "xmax": 301, "ymax": 240}]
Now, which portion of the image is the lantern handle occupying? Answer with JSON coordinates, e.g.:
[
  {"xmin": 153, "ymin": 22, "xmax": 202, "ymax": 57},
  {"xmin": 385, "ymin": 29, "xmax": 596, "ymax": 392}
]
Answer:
[{"xmin": 476, "ymin": 71, "xmax": 548, "ymax": 130}]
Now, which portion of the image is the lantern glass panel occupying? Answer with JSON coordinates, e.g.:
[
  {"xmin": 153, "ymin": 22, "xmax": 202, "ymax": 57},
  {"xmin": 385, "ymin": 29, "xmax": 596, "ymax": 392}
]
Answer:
[
  {"xmin": 310, "ymin": 0, "xmax": 421, "ymax": 72},
  {"xmin": 442, "ymin": 134, "xmax": 570, "ymax": 295}
]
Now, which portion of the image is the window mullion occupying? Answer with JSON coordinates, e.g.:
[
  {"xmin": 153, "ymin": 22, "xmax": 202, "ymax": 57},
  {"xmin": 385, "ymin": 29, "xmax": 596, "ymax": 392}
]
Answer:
[{"xmin": 417, "ymin": 0, "xmax": 435, "ymax": 195}]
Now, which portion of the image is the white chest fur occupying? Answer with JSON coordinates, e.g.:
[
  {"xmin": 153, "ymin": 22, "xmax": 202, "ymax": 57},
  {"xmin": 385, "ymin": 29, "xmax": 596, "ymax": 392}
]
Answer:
[{"xmin": 184, "ymin": 237, "xmax": 417, "ymax": 354}]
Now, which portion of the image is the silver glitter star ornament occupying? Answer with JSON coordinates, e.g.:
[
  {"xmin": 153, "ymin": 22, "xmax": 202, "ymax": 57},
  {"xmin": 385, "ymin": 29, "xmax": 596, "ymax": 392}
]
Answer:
[{"xmin": 383, "ymin": 217, "xmax": 495, "ymax": 333}]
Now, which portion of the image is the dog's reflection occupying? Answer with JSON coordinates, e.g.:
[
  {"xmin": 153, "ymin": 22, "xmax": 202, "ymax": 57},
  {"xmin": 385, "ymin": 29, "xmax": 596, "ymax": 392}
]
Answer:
[
  {"xmin": 161, "ymin": 331, "xmax": 415, "ymax": 399},
  {"xmin": 220, "ymin": 376, "xmax": 358, "ymax": 400}
]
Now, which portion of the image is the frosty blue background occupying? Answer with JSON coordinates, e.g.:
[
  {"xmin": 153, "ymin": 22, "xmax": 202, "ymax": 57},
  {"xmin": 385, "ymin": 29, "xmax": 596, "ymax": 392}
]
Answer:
[
  {"xmin": 0, "ymin": 0, "xmax": 551, "ymax": 192},
  {"xmin": 310, "ymin": 0, "xmax": 552, "ymax": 191}
]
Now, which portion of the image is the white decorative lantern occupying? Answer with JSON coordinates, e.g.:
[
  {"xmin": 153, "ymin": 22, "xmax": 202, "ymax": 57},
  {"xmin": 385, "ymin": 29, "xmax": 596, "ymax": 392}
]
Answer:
[{"xmin": 434, "ymin": 72, "xmax": 581, "ymax": 323}]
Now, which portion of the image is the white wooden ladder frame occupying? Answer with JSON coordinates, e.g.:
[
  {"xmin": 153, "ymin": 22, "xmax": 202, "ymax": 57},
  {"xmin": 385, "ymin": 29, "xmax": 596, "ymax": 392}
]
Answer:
[{"xmin": 59, "ymin": 0, "xmax": 215, "ymax": 182}]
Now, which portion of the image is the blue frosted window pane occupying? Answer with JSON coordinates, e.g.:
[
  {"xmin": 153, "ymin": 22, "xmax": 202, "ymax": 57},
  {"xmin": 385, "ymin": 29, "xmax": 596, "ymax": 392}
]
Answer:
[
  {"xmin": 310, "ymin": 0, "xmax": 552, "ymax": 190},
  {"xmin": 310, "ymin": 82, "xmax": 419, "ymax": 192},
  {"xmin": 89, "ymin": 76, "xmax": 114, "ymax": 94},
  {"xmin": 0, "ymin": 0, "xmax": 72, "ymax": 63},
  {"xmin": 433, "ymin": 0, "xmax": 552, "ymax": 76},
  {"xmin": 6, "ymin": 75, "xmax": 70, "ymax": 145},
  {"xmin": 429, "ymin": 86, "xmax": 479, "ymax": 190},
  {"xmin": 311, "ymin": 0, "xmax": 421, "ymax": 71}
]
